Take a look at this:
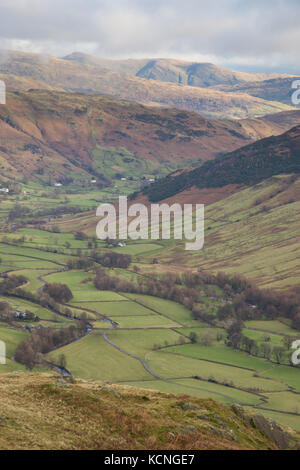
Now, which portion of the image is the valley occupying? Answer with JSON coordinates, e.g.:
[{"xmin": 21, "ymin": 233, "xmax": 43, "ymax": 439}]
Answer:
[
  {"xmin": 0, "ymin": 46, "xmax": 299, "ymax": 451},
  {"xmin": 0, "ymin": 171, "xmax": 299, "ymax": 438}
]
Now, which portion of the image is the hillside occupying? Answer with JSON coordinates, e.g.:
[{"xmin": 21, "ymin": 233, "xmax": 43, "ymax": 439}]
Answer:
[
  {"xmin": 64, "ymin": 54, "xmax": 299, "ymax": 106},
  {"xmin": 0, "ymin": 51, "xmax": 292, "ymax": 119},
  {"xmin": 147, "ymin": 174, "xmax": 300, "ymax": 290},
  {"xmin": 0, "ymin": 91, "xmax": 300, "ymax": 182},
  {"xmin": 142, "ymin": 126, "xmax": 300, "ymax": 202},
  {"xmin": 64, "ymin": 53, "xmax": 292, "ymax": 87},
  {"xmin": 213, "ymin": 78, "xmax": 299, "ymax": 105},
  {"xmin": 0, "ymin": 372, "xmax": 297, "ymax": 450},
  {"xmin": 1, "ymin": 90, "xmax": 300, "ymax": 183}
]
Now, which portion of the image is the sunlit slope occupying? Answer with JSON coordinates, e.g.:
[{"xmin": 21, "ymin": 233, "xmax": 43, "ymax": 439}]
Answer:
[
  {"xmin": 1, "ymin": 90, "xmax": 299, "ymax": 182},
  {"xmin": 156, "ymin": 174, "xmax": 300, "ymax": 290}
]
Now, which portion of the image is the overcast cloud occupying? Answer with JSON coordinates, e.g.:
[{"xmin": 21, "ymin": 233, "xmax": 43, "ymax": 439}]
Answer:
[{"xmin": 0, "ymin": 0, "xmax": 299, "ymax": 73}]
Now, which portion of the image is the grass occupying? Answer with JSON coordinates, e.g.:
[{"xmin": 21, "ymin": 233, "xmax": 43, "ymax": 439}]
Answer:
[
  {"xmin": 7, "ymin": 268, "xmax": 56, "ymax": 294},
  {"xmin": 125, "ymin": 294, "xmax": 193, "ymax": 325},
  {"xmin": 0, "ymin": 243, "xmax": 70, "ymax": 265},
  {"xmin": 112, "ymin": 243, "xmax": 163, "ymax": 256},
  {"xmin": 155, "ymin": 176, "xmax": 300, "ymax": 290},
  {"xmin": 45, "ymin": 270, "xmax": 122, "ymax": 303},
  {"xmin": 106, "ymin": 329, "xmax": 185, "ymax": 358},
  {"xmin": 259, "ymin": 365, "xmax": 300, "ymax": 393},
  {"xmin": 0, "ymin": 253, "xmax": 61, "ymax": 269},
  {"xmin": 0, "ymin": 326, "xmax": 28, "ymax": 357},
  {"xmin": 144, "ymin": 350, "xmax": 284, "ymax": 392},
  {"xmin": 49, "ymin": 332, "xmax": 150, "ymax": 382},
  {"xmin": 86, "ymin": 300, "xmax": 157, "ymax": 317},
  {"xmin": 97, "ymin": 315, "xmax": 179, "ymax": 329},
  {"xmin": 0, "ymin": 358, "xmax": 26, "ymax": 373},
  {"xmin": 244, "ymin": 320, "xmax": 299, "ymax": 337},
  {"xmin": 262, "ymin": 391, "xmax": 300, "ymax": 414},
  {"xmin": 125, "ymin": 378, "xmax": 262, "ymax": 406},
  {"xmin": 0, "ymin": 372, "xmax": 281, "ymax": 450},
  {"xmin": 0, "ymin": 295, "xmax": 64, "ymax": 322},
  {"xmin": 167, "ymin": 343, "xmax": 272, "ymax": 371}
]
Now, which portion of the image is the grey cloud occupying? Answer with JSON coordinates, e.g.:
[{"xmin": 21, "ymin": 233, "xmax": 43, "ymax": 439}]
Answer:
[{"xmin": 0, "ymin": 0, "xmax": 299, "ymax": 72}]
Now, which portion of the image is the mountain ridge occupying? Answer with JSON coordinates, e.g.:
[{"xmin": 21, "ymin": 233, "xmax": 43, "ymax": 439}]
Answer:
[{"xmin": 0, "ymin": 50, "xmax": 293, "ymax": 119}]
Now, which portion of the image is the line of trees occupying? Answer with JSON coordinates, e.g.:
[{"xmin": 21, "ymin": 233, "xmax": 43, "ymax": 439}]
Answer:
[
  {"xmin": 92, "ymin": 251, "xmax": 131, "ymax": 268},
  {"xmin": 94, "ymin": 269, "xmax": 300, "ymax": 331},
  {"xmin": 226, "ymin": 321, "xmax": 292, "ymax": 364},
  {"xmin": 94, "ymin": 269, "xmax": 199, "ymax": 309},
  {"xmin": 15, "ymin": 322, "xmax": 86, "ymax": 370}
]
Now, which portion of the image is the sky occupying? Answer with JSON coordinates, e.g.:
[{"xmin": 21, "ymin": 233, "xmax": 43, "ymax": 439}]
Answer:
[{"xmin": 0, "ymin": 0, "xmax": 299, "ymax": 73}]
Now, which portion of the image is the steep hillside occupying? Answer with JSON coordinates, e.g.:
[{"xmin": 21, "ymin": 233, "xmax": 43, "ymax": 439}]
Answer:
[
  {"xmin": 1, "ymin": 91, "xmax": 300, "ymax": 183},
  {"xmin": 213, "ymin": 77, "xmax": 299, "ymax": 105},
  {"xmin": 147, "ymin": 174, "xmax": 300, "ymax": 290},
  {"xmin": 0, "ymin": 51, "xmax": 292, "ymax": 119},
  {"xmin": 142, "ymin": 126, "xmax": 300, "ymax": 202},
  {"xmin": 64, "ymin": 53, "xmax": 291, "ymax": 87},
  {"xmin": 239, "ymin": 110, "xmax": 300, "ymax": 141},
  {"xmin": 0, "ymin": 372, "xmax": 295, "ymax": 450}
]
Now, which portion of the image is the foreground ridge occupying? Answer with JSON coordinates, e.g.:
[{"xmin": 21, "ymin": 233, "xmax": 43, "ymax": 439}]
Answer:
[{"xmin": 0, "ymin": 372, "xmax": 299, "ymax": 450}]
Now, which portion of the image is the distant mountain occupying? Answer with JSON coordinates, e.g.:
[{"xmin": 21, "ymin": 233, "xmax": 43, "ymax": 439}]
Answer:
[
  {"xmin": 64, "ymin": 53, "xmax": 291, "ymax": 87},
  {"xmin": 141, "ymin": 126, "xmax": 300, "ymax": 202},
  {"xmin": 64, "ymin": 53, "xmax": 299, "ymax": 105},
  {"xmin": 1, "ymin": 89, "xmax": 300, "ymax": 183},
  {"xmin": 0, "ymin": 50, "xmax": 292, "ymax": 119}
]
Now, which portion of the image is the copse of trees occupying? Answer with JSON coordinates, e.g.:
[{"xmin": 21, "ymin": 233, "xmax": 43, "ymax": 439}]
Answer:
[
  {"xmin": 216, "ymin": 284, "xmax": 300, "ymax": 327},
  {"xmin": 0, "ymin": 275, "xmax": 28, "ymax": 295},
  {"xmin": 42, "ymin": 283, "xmax": 73, "ymax": 304},
  {"xmin": 67, "ymin": 257, "xmax": 93, "ymax": 270},
  {"xmin": 8, "ymin": 205, "xmax": 31, "ymax": 221},
  {"xmin": 15, "ymin": 324, "xmax": 83, "ymax": 370},
  {"xmin": 92, "ymin": 251, "xmax": 131, "ymax": 269}
]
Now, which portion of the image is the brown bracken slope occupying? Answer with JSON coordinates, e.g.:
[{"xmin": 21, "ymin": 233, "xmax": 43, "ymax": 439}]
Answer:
[{"xmin": 1, "ymin": 89, "xmax": 300, "ymax": 182}]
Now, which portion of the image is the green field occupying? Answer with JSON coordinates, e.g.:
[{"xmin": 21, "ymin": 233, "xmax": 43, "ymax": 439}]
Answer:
[
  {"xmin": 0, "ymin": 326, "xmax": 28, "ymax": 357},
  {"xmin": 125, "ymin": 294, "xmax": 194, "ymax": 325},
  {"xmin": 49, "ymin": 332, "xmax": 150, "ymax": 382}
]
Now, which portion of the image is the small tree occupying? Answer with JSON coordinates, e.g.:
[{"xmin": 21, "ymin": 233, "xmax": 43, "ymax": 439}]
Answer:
[
  {"xmin": 273, "ymin": 346, "xmax": 285, "ymax": 364},
  {"xmin": 200, "ymin": 331, "xmax": 213, "ymax": 347},
  {"xmin": 189, "ymin": 332, "xmax": 198, "ymax": 344},
  {"xmin": 261, "ymin": 342, "xmax": 272, "ymax": 360}
]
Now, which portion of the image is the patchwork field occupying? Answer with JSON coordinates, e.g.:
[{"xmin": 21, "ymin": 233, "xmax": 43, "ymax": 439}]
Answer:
[{"xmin": 0, "ymin": 178, "xmax": 299, "ymax": 434}]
